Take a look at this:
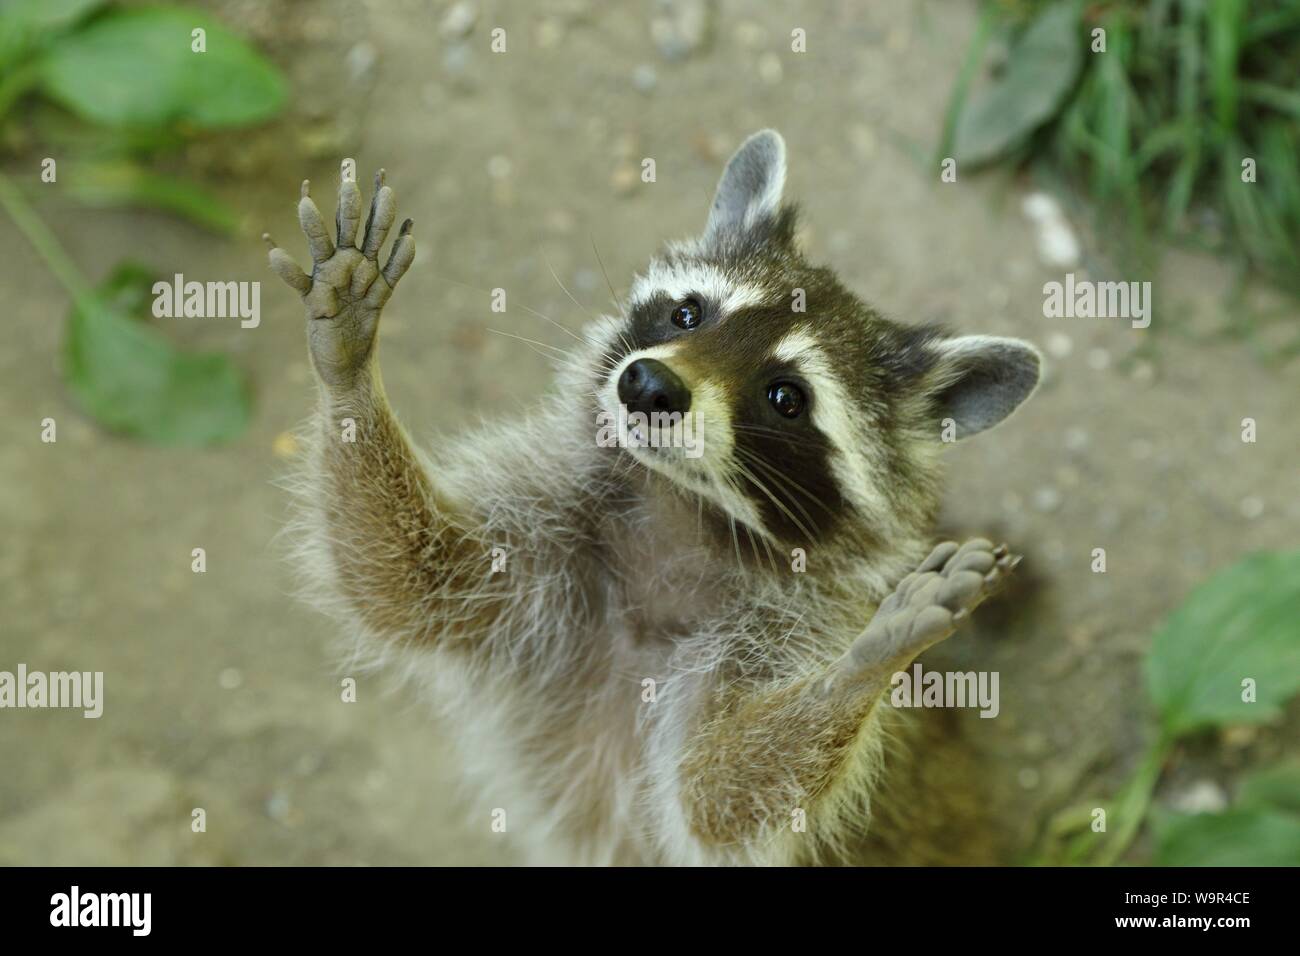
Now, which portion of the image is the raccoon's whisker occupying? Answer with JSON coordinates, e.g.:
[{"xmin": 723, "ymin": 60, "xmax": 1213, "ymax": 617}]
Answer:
[
  {"xmin": 717, "ymin": 471, "xmax": 773, "ymax": 574},
  {"xmin": 589, "ymin": 234, "xmax": 626, "ymax": 318},
  {"xmin": 540, "ymin": 254, "xmax": 638, "ymax": 363},
  {"xmin": 544, "ymin": 254, "xmax": 599, "ymax": 326},
  {"xmin": 720, "ymin": 480, "xmax": 744, "ymax": 571},
  {"xmin": 733, "ymin": 457, "xmax": 816, "ymax": 545},
  {"xmin": 485, "ymin": 329, "xmax": 583, "ymax": 375},
  {"xmin": 432, "ymin": 271, "xmax": 587, "ymax": 347},
  {"xmin": 484, "ymin": 328, "xmax": 572, "ymax": 356},
  {"xmin": 516, "ymin": 301, "xmax": 589, "ymax": 347},
  {"xmin": 729, "ymin": 423, "xmax": 829, "ymax": 452},
  {"xmin": 733, "ymin": 448, "xmax": 832, "ymax": 533},
  {"xmin": 733, "ymin": 445, "xmax": 835, "ymax": 525},
  {"xmin": 733, "ymin": 500, "xmax": 764, "ymax": 569},
  {"xmin": 731, "ymin": 455, "xmax": 820, "ymax": 545}
]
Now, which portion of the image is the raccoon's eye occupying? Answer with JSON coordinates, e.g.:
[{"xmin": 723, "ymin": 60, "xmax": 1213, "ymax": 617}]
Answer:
[
  {"xmin": 670, "ymin": 298, "xmax": 703, "ymax": 330},
  {"xmin": 768, "ymin": 382, "xmax": 805, "ymax": 419}
]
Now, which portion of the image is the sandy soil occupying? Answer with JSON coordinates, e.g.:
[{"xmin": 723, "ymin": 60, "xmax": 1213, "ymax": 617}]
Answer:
[{"xmin": 1, "ymin": 0, "xmax": 1296, "ymax": 865}]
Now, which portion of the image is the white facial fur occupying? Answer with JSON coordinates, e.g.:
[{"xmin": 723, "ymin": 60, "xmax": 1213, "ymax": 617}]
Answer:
[{"xmin": 628, "ymin": 260, "xmax": 767, "ymax": 319}]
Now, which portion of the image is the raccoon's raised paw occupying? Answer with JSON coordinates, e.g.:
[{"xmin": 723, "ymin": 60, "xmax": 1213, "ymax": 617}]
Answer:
[
  {"xmin": 829, "ymin": 539, "xmax": 1019, "ymax": 694},
  {"xmin": 264, "ymin": 162, "xmax": 414, "ymax": 388}
]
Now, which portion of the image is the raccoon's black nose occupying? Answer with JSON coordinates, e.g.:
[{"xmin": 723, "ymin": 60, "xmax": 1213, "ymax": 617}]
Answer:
[{"xmin": 618, "ymin": 358, "xmax": 692, "ymax": 417}]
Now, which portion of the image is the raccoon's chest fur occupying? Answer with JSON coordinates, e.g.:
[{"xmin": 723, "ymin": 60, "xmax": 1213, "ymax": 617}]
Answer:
[{"xmin": 424, "ymin": 467, "xmax": 757, "ymax": 863}]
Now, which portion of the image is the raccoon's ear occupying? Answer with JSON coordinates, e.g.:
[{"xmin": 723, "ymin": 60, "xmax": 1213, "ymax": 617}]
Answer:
[
  {"xmin": 704, "ymin": 129, "xmax": 787, "ymax": 243},
  {"xmin": 922, "ymin": 335, "xmax": 1042, "ymax": 441}
]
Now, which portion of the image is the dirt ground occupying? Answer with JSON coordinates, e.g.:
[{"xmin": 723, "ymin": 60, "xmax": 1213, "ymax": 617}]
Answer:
[{"xmin": 2, "ymin": 0, "xmax": 1296, "ymax": 865}]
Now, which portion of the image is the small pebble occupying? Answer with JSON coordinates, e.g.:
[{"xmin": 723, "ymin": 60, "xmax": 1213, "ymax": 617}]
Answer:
[
  {"xmin": 295, "ymin": 753, "xmax": 324, "ymax": 777},
  {"xmin": 735, "ymin": 20, "xmax": 763, "ymax": 49},
  {"xmin": 265, "ymin": 790, "xmax": 298, "ymax": 826},
  {"xmin": 1239, "ymin": 496, "xmax": 1264, "ymax": 519},
  {"xmin": 848, "ymin": 124, "xmax": 877, "ymax": 161},
  {"xmin": 1033, "ymin": 486, "xmax": 1062, "ymax": 513},
  {"xmin": 611, "ymin": 166, "xmax": 638, "ymax": 196},
  {"xmin": 345, "ymin": 42, "xmax": 377, "ymax": 83},
  {"xmin": 440, "ymin": 1, "xmax": 479, "ymax": 40},
  {"xmin": 632, "ymin": 64, "xmax": 658, "ymax": 93},
  {"xmin": 536, "ymin": 19, "xmax": 563, "ymax": 48},
  {"xmin": 272, "ymin": 432, "xmax": 300, "ymax": 459},
  {"xmin": 1046, "ymin": 332, "xmax": 1073, "ymax": 358},
  {"xmin": 1220, "ymin": 725, "xmax": 1258, "ymax": 749},
  {"xmin": 1022, "ymin": 192, "xmax": 1081, "ymax": 268},
  {"xmin": 1167, "ymin": 780, "xmax": 1229, "ymax": 815},
  {"xmin": 651, "ymin": 0, "xmax": 709, "ymax": 60},
  {"xmin": 1063, "ymin": 426, "xmax": 1089, "ymax": 451},
  {"xmin": 1131, "ymin": 359, "xmax": 1155, "ymax": 384}
]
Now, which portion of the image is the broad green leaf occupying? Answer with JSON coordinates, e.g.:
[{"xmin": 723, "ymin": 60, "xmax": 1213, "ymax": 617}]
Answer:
[
  {"xmin": 1146, "ymin": 550, "xmax": 1300, "ymax": 737},
  {"xmin": 67, "ymin": 160, "xmax": 237, "ymax": 233},
  {"xmin": 1237, "ymin": 764, "xmax": 1300, "ymax": 815},
  {"xmin": 38, "ymin": 6, "xmax": 285, "ymax": 129},
  {"xmin": 952, "ymin": 2, "xmax": 1083, "ymax": 167},
  {"xmin": 0, "ymin": 0, "xmax": 103, "ymax": 63},
  {"xmin": 1152, "ymin": 807, "xmax": 1300, "ymax": 866},
  {"xmin": 64, "ymin": 263, "xmax": 251, "ymax": 445},
  {"xmin": 0, "ymin": 0, "xmax": 103, "ymax": 32}
]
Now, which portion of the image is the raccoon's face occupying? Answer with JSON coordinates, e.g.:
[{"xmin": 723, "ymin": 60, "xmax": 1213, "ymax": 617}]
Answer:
[{"xmin": 590, "ymin": 130, "xmax": 1041, "ymax": 554}]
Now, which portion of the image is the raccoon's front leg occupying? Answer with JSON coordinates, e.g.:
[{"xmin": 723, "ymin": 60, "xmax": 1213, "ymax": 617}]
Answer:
[
  {"xmin": 824, "ymin": 539, "xmax": 1019, "ymax": 698},
  {"xmin": 680, "ymin": 540, "xmax": 1017, "ymax": 857},
  {"xmin": 267, "ymin": 164, "xmax": 494, "ymax": 645}
]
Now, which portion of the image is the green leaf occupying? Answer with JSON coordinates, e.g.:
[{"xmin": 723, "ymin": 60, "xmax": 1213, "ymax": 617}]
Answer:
[
  {"xmin": 952, "ymin": 2, "xmax": 1083, "ymax": 167},
  {"xmin": 0, "ymin": 0, "xmax": 104, "ymax": 64},
  {"xmin": 37, "ymin": 6, "xmax": 285, "ymax": 129},
  {"xmin": 64, "ymin": 263, "xmax": 251, "ymax": 445},
  {"xmin": 1237, "ymin": 764, "xmax": 1300, "ymax": 815},
  {"xmin": 0, "ymin": 0, "xmax": 104, "ymax": 32},
  {"xmin": 1152, "ymin": 808, "xmax": 1300, "ymax": 866},
  {"xmin": 67, "ymin": 160, "xmax": 237, "ymax": 233},
  {"xmin": 1146, "ymin": 550, "xmax": 1300, "ymax": 737},
  {"xmin": 1206, "ymin": 0, "xmax": 1245, "ymax": 131},
  {"xmin": 1241, "ymin": 81, "xmax": 1300, "ymax": 121}
]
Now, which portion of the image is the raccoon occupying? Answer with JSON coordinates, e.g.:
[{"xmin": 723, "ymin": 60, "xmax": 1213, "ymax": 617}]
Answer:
[{"xmin": 266, "ymin": 130, "xmax": 1041, "ymax": 865}]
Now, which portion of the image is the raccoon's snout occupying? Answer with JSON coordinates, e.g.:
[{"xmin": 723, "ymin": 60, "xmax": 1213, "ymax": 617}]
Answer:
[{"xmin": 618, "ymin": 358, "xmax": 692, "ymax": 417}]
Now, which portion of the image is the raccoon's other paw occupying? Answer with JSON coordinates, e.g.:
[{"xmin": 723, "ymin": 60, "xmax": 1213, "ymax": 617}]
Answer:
[
  {"xmin": 829, "ymin": 539, "xmax": 1019, "ymax": 695},
  {"xmin": 264, "ymin": 162, "xmax": 414, "ymax": 389}
]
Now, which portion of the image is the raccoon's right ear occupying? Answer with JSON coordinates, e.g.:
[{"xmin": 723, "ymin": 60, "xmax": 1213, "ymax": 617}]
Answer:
[
  {"xmin": 703, "ymin": 129, "xmax": 787, "ymax": 244},
  {"xmin": 919, "ymin": 335, "xmax": 1043, "ymax": 441}
]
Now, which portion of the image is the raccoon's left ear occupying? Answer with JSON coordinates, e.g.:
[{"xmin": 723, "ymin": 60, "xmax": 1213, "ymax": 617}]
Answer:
[
  {"xmin": 921, "ymin": 335, "xmax": 1042, "ymax": 441},
  {"xmin": 704, "ymin": 129, "xmax": 787, "ymax": 244}
]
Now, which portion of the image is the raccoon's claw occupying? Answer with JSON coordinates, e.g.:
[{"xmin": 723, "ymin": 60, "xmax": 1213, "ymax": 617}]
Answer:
[
  {"xmin": 266, "ymin": 161, "xmax": 416, "ymax": 388},
  {"xmin": 829, "ymin": 539, "xmax": 1020, "ymax": 695}
]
